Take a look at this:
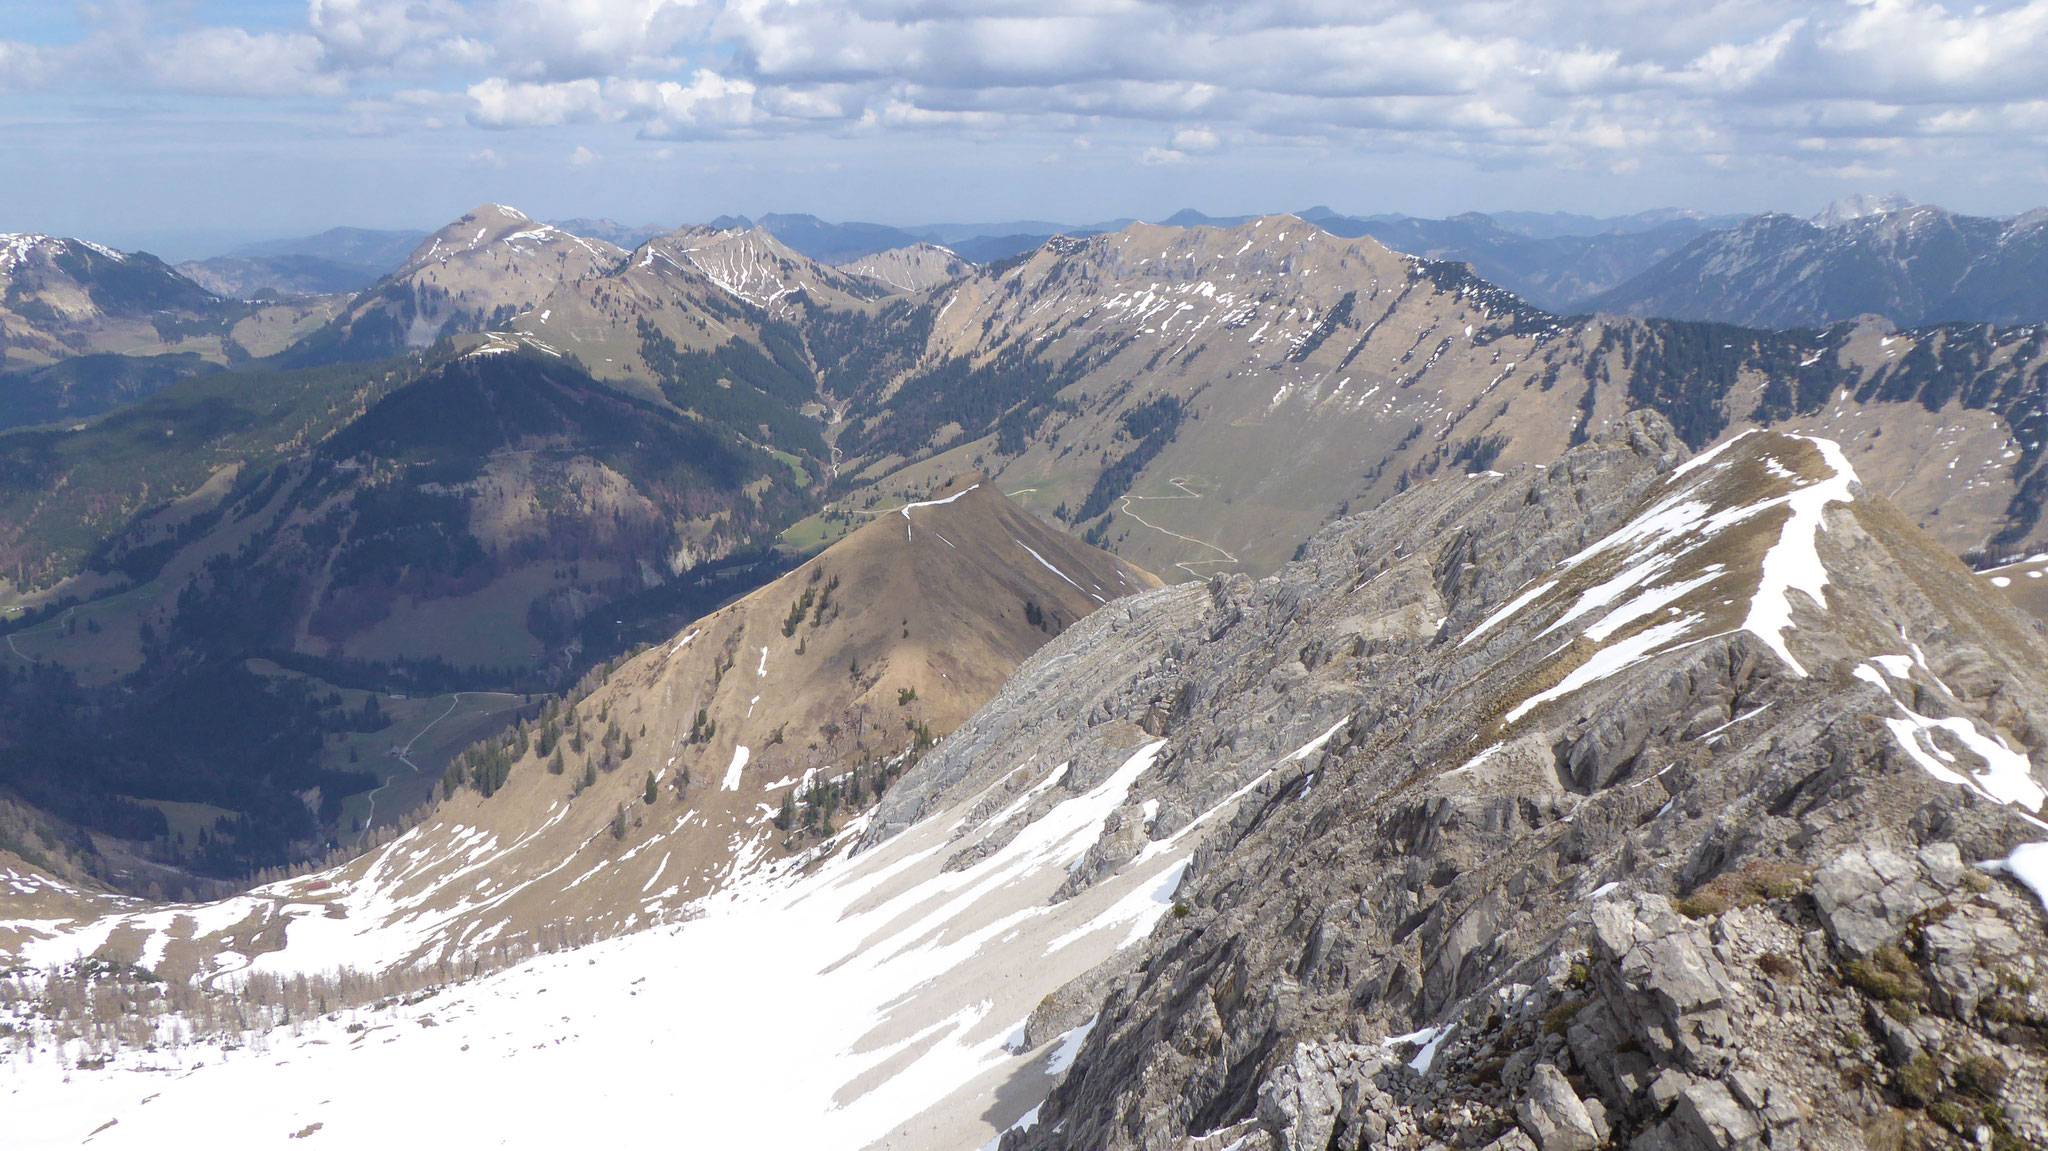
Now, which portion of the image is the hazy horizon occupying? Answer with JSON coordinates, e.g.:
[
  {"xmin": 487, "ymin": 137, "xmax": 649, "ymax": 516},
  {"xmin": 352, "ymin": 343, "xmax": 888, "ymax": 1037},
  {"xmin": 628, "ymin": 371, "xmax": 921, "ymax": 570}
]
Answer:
[{"xmin": 6, "ymin": 1, "xmax": 2048, "ymax": 259}]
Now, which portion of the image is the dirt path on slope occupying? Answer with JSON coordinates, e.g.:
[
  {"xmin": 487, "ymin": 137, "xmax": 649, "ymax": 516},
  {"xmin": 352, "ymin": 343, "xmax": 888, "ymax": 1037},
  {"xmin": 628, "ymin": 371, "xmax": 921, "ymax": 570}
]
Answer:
[{"xmin": 1117, "ymin": 478, "xmax": 1241, "ymax": 579}]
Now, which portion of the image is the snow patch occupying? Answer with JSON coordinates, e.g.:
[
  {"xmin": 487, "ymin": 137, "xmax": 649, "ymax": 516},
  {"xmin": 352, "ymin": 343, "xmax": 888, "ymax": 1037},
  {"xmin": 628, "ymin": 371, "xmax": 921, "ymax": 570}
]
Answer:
[{"xmin": 721, "ymin": 745, "xmax": 751, "ymax": 791}]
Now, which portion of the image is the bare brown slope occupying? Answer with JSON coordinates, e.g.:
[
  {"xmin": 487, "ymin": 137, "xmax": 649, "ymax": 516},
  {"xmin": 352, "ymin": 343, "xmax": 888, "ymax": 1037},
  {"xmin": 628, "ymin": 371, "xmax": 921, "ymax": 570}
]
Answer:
[
  {"xmin": 0, "ymin": 476, "xmax": 1158, "ymax": 976},
  {"xmin": 650, "ymin": 473, "xmax": 1159, "ymax": 773}
]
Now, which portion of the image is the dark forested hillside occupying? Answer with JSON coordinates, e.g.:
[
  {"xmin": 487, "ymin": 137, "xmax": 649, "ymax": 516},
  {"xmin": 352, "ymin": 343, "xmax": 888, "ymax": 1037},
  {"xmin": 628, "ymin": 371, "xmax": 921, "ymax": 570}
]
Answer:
[{"xmin": 0, "ymin": 346, "xmax": 829, "ymax": 883}]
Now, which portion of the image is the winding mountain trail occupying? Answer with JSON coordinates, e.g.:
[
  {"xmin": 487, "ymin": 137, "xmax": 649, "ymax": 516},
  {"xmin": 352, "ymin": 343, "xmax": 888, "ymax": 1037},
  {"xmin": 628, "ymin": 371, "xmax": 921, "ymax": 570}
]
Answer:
[
  {"xmin": 356, "ymin": 690, "xmax": 524, "ymax": 840},
  {"xmin": 1, "ymin": 605, "xmax": 77, "ymax": 665},
  {"xmin": 1116, "ymin": 478, "xmax": 1241, "ymax": 579}
]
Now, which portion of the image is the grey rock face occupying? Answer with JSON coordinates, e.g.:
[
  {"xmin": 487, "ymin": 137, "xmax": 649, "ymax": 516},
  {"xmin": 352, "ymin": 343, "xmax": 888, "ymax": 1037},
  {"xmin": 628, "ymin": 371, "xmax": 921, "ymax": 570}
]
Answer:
[
  {"xmin": 1812, "ymin": 847, "xmax": 1954, "ymax": 959},
  {"xmin": 927, "ymin": 410, "xmax": 2048, "ymax": 1151},
  {"xmin": 1515, "ymin": 1064, "xmax": 1598, "ymax": 1151},
  {"xmin": 1670, "ymin": 1080, "xmax": 1760, "ymax": 1151}
]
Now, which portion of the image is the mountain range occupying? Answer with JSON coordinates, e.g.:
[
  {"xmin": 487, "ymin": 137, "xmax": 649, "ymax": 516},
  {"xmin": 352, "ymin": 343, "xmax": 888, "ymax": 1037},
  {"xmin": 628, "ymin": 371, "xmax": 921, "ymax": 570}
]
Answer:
[
  {"xmin": 3, "ymin": 191, "xmax": 2048, "ymax": 1149},
  {"xmin": 172, "ymin": 227, "xmax": 436, "ymax": 302},
  {"xmin": 1587, "ymin": 197, "xmax": 2048, "ymax": 328}
]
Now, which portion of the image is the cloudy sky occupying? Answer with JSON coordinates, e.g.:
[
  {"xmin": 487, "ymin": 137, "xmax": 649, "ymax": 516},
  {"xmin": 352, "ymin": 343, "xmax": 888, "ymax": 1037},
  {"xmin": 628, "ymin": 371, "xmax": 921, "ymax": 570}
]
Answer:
[{"xmin": 5, "ymin": 0, "xmax": 2048, "ymax": 256}]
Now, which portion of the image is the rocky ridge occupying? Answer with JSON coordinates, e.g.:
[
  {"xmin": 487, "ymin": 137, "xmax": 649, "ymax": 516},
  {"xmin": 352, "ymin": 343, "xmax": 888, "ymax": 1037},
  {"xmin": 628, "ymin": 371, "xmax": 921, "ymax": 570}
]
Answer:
[
  {"xmin": 514, "ymin": 222, "xmax": 887, "ymax": 386},
  {"xmin": 839, "ymin": 411, "xmax": 2048, "ymax": 1151},
  {"xmin": 1009, "ymin": 413, "xmax": 2048, "ymax": 1150}
]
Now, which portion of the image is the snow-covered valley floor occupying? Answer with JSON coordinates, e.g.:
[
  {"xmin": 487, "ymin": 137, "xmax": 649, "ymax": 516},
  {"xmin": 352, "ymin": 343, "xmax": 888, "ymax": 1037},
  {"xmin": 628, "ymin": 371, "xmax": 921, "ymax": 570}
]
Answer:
[{"xmin": 4, "ymin": 740, "xmax": 1207, "ymax": 1151}]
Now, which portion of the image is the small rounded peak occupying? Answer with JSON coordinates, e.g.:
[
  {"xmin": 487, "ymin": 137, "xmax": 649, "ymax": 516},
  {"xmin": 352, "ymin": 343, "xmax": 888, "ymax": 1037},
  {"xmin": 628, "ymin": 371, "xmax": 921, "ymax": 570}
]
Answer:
[{"xmin": 465, "ymin": 203, "xmax": 530, "ymax": 223}]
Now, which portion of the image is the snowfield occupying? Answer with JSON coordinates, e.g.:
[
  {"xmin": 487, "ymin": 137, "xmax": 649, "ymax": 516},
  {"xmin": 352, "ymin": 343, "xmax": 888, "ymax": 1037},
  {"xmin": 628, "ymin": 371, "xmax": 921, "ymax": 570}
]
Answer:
[
  {"xmin": 1483, "ymin": 432, "xmax": 1863, "ymax": 725},
  {"xmin": 2, "ymin": 740, "xmax": 1235, "ymax": 1151}
]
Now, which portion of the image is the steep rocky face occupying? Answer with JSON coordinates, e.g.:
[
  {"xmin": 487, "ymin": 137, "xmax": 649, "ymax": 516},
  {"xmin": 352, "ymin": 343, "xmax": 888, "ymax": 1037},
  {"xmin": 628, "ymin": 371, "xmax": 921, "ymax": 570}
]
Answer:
[
  {"xmin": 654, "ymin": 225, "xmax": 886, "ymax": 317},
  {"xmin": 1588, "ymin": 202, "xmax": 2048, "ymax": 329},
  {"xmin": 833, "ymin": 412, "xmax": 2048, "ymax": 1151}
]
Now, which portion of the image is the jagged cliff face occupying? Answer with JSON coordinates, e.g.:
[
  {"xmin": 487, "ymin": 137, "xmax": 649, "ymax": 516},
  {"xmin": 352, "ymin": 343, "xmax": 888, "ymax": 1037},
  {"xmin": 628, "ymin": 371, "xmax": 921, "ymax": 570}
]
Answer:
[{"xmin": 940, "ymin": 414, "xmax": 2048, "ymax": 1151}]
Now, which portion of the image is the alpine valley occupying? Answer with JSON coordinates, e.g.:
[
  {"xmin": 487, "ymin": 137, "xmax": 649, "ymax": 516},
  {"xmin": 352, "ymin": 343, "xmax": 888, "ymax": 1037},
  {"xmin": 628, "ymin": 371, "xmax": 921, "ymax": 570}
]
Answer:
[{"xmin": 6, "ymin": 201, "xmax": 2048, "ymax": 1151}]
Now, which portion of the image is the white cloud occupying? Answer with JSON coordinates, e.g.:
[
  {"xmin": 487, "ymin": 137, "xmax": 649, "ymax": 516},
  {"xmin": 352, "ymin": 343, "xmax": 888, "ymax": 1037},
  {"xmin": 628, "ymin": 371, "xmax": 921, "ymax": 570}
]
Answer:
[
  {"xmin": 307, "ymin": 0, "xmax": 473, "ymax": 71},
  {"xmin": 489, "ymin": 0, "xmax": 701, "ymax": 81},
  {"xmin": 0, "ymin": 41, "xmax": 52, "ymax": 90},
  {"xmin": 149, "ymin": 29, "xmax": 345, "ymax": 98},
  {"xmin": 570, "ymin": 144, "xmax": 601, "ymax": 166},
  {"xmin": 620, "ymin": 71, "xmax": 760, "ymax": 137},
  {"xmin": 467, "ymin": 76, "xmax": 609, "ymax": 127},
  {"xmin": 22, "ymin": 0, "xmax": 2048, "ymax": 196},
  {"xmin": 466, "ymin": 70, "xmax": 755, "ymax": 135}
]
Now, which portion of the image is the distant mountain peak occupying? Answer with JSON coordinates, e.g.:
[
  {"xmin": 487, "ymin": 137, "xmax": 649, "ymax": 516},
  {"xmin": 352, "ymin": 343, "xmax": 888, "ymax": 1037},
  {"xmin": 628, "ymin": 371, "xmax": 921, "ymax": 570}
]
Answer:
[
  {"xmin": 1813, "ymin": 192, "xmax": 1916, "ymax": 228},
  {"xmin": 837, "ymin": 242, "xmax": 971, "ymax": 293},
  {"xmin": 0, "ymin": 233, "xmax": 130, "ymax": 268}
]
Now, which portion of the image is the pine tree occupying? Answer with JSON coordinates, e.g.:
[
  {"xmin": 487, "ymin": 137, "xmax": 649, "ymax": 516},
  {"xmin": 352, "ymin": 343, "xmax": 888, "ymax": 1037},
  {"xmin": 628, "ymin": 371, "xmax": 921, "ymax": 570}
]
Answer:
[
  {"xmin": 775, "ymin": 790, "xmax": 796, "ymax": 831},
  {"xmin": 643, "ymin": 772, "xmax": 658, "ymax": 805},
  {"xmin": 548, "ymin": 748, "xmax": 565, "ymax": 775}
]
